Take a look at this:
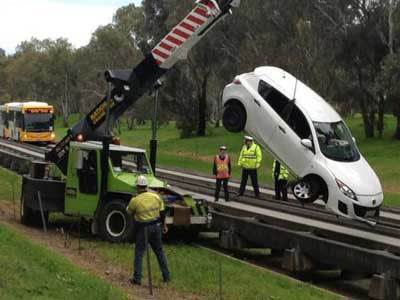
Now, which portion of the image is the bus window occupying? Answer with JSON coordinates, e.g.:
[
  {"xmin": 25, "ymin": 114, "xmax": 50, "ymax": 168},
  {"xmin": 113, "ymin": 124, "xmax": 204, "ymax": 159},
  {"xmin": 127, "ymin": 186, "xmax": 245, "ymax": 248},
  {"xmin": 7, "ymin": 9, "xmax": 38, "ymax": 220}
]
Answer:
[
  {"xmin": 24, "ymin": 113, "xmax": 54, "ymax": 132},
  {"xmin": 15, "ymin": 112, "xmax": 23, "ymax": 128}
]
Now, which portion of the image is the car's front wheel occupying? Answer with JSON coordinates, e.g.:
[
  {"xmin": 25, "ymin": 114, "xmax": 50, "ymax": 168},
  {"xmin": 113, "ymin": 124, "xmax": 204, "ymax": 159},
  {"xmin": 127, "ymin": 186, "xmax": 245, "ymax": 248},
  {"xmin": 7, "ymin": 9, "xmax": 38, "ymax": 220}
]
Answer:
[
  {"xmin": 222, "ymin": 101, "xmax": 246, "ymax": 133},
  {"xmin": 98, "ymin": 199, "xmax": 135, "ymax": 243},
  {"xmin": 292, "ymin": 179, "xmax": 320, "ymax": 204}
]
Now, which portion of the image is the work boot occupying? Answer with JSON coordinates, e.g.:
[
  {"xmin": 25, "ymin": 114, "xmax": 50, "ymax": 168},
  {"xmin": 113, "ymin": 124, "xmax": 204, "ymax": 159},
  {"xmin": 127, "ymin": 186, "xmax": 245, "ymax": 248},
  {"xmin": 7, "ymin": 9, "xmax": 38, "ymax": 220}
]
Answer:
[{"xmin": 128, "ymin": 278, "xmax": 141, "ymax": 286}]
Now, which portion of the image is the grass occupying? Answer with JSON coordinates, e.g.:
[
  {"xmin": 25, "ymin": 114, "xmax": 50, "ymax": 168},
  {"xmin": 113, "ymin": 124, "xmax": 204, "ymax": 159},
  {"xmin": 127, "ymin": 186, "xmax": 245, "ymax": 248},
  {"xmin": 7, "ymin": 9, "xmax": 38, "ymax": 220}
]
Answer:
[
  {"xmin": 0, "ymin": 224, "xmax": 126, "ymax": 300},
  {"xmin": 95, "ymin": 242, "xmax": 341, "ymax": 300}
]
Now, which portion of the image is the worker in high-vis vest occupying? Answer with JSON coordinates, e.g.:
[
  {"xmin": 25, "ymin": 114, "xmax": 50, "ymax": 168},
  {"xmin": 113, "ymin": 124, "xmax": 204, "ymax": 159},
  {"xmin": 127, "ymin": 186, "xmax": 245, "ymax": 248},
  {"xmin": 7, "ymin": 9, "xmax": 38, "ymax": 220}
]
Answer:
[
  {"xmin": 238, "ymin": 136, "xmax": 262, "ymax": 198},
  {"xmin": 126, "ymin": 175, "xmax": 170, "ymax": 285},
  {"xmin": 273, "ymin": 160, "xmax": 289, "ymax": 201},
  {"xmin": 212, "ymin": 146, "xmax": 231, "ymax": 202}
]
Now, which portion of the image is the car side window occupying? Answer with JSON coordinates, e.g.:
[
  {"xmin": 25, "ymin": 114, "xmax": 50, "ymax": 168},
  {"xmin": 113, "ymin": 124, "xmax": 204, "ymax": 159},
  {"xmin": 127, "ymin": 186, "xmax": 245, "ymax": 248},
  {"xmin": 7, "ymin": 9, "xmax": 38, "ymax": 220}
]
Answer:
[
  {"xmin": 258, "ymin": 80, "xmax": 289, "ymax": 117},
  {"xmin": 287, "ymin": 105, "xmax": 312, "ymax": 140}
]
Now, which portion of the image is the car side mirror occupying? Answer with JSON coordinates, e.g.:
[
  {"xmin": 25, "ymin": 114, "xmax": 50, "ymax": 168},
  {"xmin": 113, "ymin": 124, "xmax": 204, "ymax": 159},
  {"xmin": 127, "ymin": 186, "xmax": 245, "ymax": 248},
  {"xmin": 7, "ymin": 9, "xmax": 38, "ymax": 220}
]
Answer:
[
  {"xmin": 352, "ymin": 137, "xmax": 356, "ymax": 143},
  {"xmin": 301, "ymin": 139, "xmax": 313, "ymax": 150}
]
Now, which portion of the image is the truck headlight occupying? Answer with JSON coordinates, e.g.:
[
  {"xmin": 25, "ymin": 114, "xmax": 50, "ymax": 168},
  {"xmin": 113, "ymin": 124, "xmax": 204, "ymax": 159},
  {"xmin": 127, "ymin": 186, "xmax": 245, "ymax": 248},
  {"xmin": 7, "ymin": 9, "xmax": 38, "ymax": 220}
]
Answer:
[{"xmin": 336, "ymin": 179, "xmax": 357, "ymax": 201}]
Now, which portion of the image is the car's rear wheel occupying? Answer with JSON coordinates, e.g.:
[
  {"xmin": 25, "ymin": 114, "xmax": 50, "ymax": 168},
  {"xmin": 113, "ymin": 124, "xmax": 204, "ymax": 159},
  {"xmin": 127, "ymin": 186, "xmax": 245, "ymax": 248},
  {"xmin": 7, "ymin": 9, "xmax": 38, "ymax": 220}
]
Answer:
[
  {"xmin": 222, "ymin": 102, "xmax": 246, "ymax": 133},
  {"xmin": 292, "ymin": 179, "xmax": 320, "ymax": 204}
]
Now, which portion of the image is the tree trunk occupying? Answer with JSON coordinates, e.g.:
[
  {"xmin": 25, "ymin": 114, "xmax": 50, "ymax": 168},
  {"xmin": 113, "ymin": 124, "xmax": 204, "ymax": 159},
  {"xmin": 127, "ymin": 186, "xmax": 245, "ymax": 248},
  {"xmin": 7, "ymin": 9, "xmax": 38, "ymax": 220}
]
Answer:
[
  {"xmin": 197, "ymin": 72, "xmax": 210, "ymax": 137},
  {"xmin": 377, "ymin": 94, "xmax": 385, "ymax": 138},
  {"xmin": 394, "ymin": 116, "xmax": 400, "ymax": 140},
  {"xmin": 359, "ymin": 97, "xmax": 375, "ymax": 138}
]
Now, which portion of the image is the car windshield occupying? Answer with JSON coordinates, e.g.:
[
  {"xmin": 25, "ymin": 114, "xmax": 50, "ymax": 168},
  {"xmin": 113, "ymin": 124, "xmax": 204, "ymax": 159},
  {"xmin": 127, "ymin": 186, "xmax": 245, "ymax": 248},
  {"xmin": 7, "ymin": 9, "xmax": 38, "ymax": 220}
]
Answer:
[
  {"xmin": 24, "ymin": 113, "xmax": 54, "ymax": 132},
  {"xmin": 313, "ymin": 121, "xmax": 360, "ymax": 162},
  {"xmin": 110, "ymin": 151, "xmax": 151, "ymax": 174}
]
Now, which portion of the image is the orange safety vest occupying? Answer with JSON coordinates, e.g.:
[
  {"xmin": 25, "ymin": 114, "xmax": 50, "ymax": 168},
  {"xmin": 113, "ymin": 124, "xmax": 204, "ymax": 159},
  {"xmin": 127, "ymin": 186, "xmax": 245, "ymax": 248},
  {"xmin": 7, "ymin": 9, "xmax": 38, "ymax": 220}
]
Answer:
[{"xmin": 215, "ymin": 155, "xmax": 230, "ymax": 179}]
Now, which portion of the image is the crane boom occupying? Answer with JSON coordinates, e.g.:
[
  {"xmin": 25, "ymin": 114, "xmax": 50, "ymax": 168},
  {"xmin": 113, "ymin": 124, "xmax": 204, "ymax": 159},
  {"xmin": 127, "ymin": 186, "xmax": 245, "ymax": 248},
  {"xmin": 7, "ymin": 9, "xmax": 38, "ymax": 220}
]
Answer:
[{"xmin": 46, "ymin": 0, "xmax": 240, "ymax": 174}]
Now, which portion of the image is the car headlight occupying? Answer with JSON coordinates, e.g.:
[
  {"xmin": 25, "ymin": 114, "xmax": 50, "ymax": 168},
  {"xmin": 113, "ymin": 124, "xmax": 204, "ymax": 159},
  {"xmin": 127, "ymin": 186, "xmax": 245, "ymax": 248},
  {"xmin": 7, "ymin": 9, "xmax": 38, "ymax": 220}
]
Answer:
[{"xmin": 335, "ymin": 179, "xmax": 357, "ymax": 201}]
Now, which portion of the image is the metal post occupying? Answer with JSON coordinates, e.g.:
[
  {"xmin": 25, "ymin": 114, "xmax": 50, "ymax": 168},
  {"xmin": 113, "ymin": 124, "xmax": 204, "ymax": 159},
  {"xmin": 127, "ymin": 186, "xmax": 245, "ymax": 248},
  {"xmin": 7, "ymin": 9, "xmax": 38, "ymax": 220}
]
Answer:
[
  {"xmin": 37, "ymin": 191, "xmax": 47, "ymax": 233},
  {"xmin": 145, "ymin": 226, "xmax": 153, "ymax": 295},
  {"xmin": 150, "ymin": 80, "xmax": 162, "ymax": 174},
  {"xmin": 105, "ymin": 82, "xmax": 112, "ymax": 136},
  {"xmin": 219, "ymin": 259, "xmax": 223, "ymax": 300},
  {"xmin": 78, "ymin": 215, "xmax": 81, "ymax": 255},
  {"xmin": 11, "ymin": 180, "xmax": 15, "ymax": 221}
]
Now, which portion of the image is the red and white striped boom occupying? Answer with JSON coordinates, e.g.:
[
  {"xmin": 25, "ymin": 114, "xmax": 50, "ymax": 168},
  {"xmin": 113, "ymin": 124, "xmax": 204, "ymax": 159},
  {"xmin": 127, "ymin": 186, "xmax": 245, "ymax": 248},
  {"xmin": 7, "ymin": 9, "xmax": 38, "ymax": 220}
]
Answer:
[{"xmin": 152, "ymin": 0, "xmax": 240, "ymax": 69}]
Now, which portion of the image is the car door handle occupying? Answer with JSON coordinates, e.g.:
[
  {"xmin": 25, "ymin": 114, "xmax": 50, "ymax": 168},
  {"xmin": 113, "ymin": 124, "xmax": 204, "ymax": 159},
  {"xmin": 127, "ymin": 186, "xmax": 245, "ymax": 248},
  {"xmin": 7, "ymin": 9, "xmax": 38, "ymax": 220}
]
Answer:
[
  {"xmin": 278, "ymin": 125, "xmax": 286, "ymax": 134},
  {"xmin": 253, "ymin": 99, "xmax": 261, "ymax": 107}
]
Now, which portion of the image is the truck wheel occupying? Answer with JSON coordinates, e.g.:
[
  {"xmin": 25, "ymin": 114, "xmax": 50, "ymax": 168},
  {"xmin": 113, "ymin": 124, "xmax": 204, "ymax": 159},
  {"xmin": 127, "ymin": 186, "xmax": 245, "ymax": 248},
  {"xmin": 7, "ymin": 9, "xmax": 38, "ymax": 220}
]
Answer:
[
  {"xmin": 99, "ymin": 200, "xmax": 135, "ymax": 243},
  {"xmin": 222, "ymin": 102, "xmax": 246, "ymax": 133},
  {"xmin": 20, "ymin": 193, "xmax": 48, "ymax": 226},
  {"xmin": 292, "ymin": 179, "xmax": 320, "ymax": 204}
]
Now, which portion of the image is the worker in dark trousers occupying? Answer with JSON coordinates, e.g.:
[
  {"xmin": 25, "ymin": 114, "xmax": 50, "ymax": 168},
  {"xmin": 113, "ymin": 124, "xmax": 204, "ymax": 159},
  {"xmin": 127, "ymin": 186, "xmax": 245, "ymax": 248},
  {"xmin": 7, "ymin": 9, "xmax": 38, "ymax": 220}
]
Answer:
[
  {"xmin": 126, "ymin": 175, "xmax": 170, "ymax": 285},
  {"xmin": 273, "ymin": 160, "xmax": 289, "ymax": 201},
  {"xmin": 238, "ymin": 136, "xmax": 262, "ymax": 198},
  {"xmin": 213, "ymin": 146, "xmax": 231, "ymax": 202}
]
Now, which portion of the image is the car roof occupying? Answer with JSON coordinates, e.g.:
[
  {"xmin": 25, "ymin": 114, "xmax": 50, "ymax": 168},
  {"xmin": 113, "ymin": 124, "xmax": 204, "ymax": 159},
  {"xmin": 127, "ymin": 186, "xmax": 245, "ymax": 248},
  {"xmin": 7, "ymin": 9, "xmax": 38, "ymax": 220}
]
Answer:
[
  {"xmin": 70, "ymin": 141, "xmax": 146, "ymax": 153},
  {"xmin": 252, "ymin": 66, "xmax": 342, "ymax": 123}
]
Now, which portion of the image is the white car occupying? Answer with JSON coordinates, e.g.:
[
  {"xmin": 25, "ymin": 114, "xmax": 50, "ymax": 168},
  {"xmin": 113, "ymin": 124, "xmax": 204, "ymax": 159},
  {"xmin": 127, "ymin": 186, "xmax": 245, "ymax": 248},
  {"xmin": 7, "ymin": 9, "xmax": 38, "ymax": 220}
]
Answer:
[{"xmin": 222, "ymin": 66, "xmax": 383, "ymax": 224}]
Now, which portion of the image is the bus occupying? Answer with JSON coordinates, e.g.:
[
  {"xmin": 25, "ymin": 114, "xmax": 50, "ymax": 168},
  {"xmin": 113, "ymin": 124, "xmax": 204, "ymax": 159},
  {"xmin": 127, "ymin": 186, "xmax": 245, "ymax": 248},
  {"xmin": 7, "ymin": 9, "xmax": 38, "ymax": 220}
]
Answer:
[{"xmin": 0, "ymin": 102, "xmax": 56, "ymax": 143}]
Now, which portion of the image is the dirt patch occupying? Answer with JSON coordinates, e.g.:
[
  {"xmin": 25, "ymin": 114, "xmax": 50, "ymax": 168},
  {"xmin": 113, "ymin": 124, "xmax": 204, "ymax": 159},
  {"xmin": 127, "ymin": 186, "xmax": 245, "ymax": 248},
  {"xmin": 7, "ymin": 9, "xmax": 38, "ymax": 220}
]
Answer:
[{"xmin": 0, "ymin": 201, "xmax": 203, "ymax": 300}]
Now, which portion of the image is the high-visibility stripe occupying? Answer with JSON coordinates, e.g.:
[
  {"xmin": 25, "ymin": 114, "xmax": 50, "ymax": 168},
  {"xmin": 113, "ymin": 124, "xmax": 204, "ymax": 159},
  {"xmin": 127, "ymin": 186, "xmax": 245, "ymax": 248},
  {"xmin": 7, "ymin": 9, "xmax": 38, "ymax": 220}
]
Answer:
[
  {"xmin": 161, "ymin": 39, "xmax": 177, "ymax": 49},
  {"xmin": 152, "ymin": 52, "xmax": 166, "ymax": 63},
  {"xmin": 177, "ymin": 25, "xmax": 194, "ymax": 36},
  {"xmin": 154, "ymin": 46, "xmax": 172, "ymax": 57},
  {"xmin": 166, "ymin": 35, "xmax": 183, "ymax": 46},
  {"xmin": 194, "ymin": 7, "xmax": 208, "ymax": 17},
  {"xmin": 159, "ymin": 42, "xmax": 173, "ymax": 52},
  {"xmin": 183, "ymin": 18, "xmax": 200, "ymax": 28},
  {"xmin": 191, "ymin": 12, "xmax": 208, "ymax": 22},
  {"xmin": 180, "ymin": 21, "xmax": 196, "ymax": 32},
  {"xmin": 187, "ymin": 14, "xmax": 204, "ymax": 25},
  {"xmin": 173, "ymin": 28, "xmax": 190, "ymax": 39},
  {"xmin": 170, "ymin": 32, "xmax": 186, "ymax": 42},
  {"xmin": 153, "ymin": 48, "xmax": 169, "ymax": 59},
  {"xmin": 205, "ymin": 1, "xmax": 216, "ymax": 9}
]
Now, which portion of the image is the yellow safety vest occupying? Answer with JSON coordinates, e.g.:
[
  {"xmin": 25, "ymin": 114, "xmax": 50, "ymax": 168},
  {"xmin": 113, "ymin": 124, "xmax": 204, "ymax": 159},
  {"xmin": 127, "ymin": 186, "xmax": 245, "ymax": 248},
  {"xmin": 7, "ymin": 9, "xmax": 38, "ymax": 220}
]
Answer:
[
  {"xmin": 126, "ymin": 191, "xmax": 165, "ymax": 222},
  {"xmin": 272, "ymin": 160, "xmax": 289, "ymax": 180},
  {"xmin": 238, "ymin": 143, "xmax": 262, "ymax": 169}
]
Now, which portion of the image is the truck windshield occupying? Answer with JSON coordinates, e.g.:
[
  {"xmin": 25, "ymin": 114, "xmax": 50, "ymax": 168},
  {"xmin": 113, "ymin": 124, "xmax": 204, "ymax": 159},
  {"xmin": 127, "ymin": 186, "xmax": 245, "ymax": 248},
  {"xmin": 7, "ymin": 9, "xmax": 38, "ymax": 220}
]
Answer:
[
  {"xmin": 110, "ymin": 151, "xmax": 151, "ymax": 174},
  {"xmin": 24, "ymin": 113, "xmax": 54, "ymax": 132},
  {"xmin": 313, "ymin": 121, "xmax": 360, "ymax": 162}
]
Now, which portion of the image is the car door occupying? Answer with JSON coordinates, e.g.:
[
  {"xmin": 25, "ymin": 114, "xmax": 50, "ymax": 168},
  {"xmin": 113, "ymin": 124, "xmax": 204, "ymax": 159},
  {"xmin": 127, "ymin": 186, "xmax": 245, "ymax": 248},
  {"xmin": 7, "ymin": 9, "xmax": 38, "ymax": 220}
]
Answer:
[
  {"xmin": 269, "ymin": 103, "xmax": 315, "ymax": 177},
  {"xmin": 247, "ymin": 79, "xmax": 289, "ymax": 149}
]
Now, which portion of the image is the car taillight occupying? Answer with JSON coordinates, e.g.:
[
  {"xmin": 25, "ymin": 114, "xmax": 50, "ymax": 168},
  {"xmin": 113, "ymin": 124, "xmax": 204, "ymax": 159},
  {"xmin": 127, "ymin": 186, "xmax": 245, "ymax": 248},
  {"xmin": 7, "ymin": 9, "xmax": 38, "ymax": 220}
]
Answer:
[{"xmin": 233, "ymin": 79, "xmax": 241, "ymax": 85}]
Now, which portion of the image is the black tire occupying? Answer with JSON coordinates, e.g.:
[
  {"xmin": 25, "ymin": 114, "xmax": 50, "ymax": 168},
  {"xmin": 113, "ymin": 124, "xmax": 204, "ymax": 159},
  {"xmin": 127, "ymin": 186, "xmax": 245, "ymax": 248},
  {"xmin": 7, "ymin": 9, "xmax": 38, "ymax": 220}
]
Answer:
[
  {"xmin": 222, "ymin": 102, "xmax": 246, "ymax": 133},
  {"xmin": 98, "ymin": 199, "xmax": 135, "ymax": 243},
  {"xmin": 20, "ymin": 192, "xmax": 48, "ymax": 226},
  {"xmin": 292, "ymin": 179, "xmax": 320, "ymax": 204}
]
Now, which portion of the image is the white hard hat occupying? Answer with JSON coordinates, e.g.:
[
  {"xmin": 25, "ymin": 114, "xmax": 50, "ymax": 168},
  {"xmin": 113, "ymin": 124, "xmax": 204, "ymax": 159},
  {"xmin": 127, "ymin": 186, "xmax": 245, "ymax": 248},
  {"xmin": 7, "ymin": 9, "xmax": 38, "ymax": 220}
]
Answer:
[
  {"xmin": 244, "ymin": 135, "xmax": 253, "ymax": 141},
  {"xmin": 136, "ymin": 175, "xmax": 148, "ymax": 187}
]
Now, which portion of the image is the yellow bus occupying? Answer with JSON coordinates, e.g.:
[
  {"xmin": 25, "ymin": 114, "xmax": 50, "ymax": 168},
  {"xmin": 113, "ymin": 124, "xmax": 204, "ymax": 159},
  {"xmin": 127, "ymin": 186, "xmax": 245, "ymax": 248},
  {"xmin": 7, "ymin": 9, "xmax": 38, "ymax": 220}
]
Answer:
[{"xmin": 0, "ymin": 102, "xmax": 56, "ymax": 143}]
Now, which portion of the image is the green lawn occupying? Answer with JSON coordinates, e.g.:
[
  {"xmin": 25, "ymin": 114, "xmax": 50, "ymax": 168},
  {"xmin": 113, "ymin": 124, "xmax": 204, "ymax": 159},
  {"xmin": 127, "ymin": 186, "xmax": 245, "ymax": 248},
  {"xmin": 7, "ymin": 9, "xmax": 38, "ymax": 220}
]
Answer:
[
  {"xmin": 56, "ymin": 114, "xmax": 400, "ymax": 206},
  {"xmin": 0, "ymin": 224, "xmax": 126, "ymax": 300},
  {"xmin": 95, "ymin": 242, "xmax": 340, "ymax": 300}
]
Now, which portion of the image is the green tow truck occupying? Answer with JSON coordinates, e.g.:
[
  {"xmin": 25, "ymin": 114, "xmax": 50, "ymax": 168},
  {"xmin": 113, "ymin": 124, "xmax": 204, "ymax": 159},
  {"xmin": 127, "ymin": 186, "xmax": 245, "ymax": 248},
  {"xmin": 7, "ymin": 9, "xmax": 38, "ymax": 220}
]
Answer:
[
  {"xmin": 19, "ymin": 0, "xmax": 239, "ymax": 242},
  {"xmin": 21, "ymin": 141, "xmax": 208, "ymax": 242}
]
